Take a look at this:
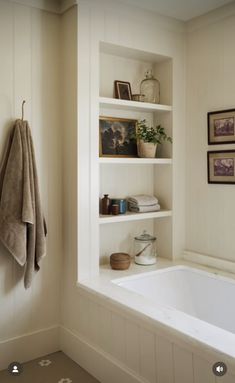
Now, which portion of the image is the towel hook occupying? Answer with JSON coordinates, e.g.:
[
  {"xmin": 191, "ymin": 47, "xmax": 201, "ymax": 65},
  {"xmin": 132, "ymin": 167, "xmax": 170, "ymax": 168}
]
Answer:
[{"xmin": 21, "ymin": 100, "xmax": 26, "ymax": 121}]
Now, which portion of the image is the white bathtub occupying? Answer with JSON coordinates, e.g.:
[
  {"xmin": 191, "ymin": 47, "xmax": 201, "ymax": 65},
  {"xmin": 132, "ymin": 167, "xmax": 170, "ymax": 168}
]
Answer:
[
  {"xmin": 112, "ymin": 265, "xmax": 235, "ymax": 360},
  {"xmin": 113, "ymin": 265, "xmax": 235, "ymax": 334},
  {"xmin": 79, "ymin": 262, "xmax": 235, "ymax": 381}
]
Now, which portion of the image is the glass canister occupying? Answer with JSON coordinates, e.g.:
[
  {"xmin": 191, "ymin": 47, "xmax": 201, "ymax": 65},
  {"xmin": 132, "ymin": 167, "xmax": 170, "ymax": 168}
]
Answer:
[
  {"xmin": 140, "ymin": 70, "xmax": 160, "ymax": 104},
  {"xmin": 134, "ymin": 230, "xmax": 157, "ymax": 265}
]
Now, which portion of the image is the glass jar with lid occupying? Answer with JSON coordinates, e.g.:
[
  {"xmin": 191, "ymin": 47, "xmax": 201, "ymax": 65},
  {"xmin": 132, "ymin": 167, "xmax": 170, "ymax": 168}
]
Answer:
[
  {"xmin": 134, "ymin": 230, "xmax": 157, "ymax": 265},
  {"xmin": 140, "ymin": 69, "xmax": 160, "ymax": 104}
]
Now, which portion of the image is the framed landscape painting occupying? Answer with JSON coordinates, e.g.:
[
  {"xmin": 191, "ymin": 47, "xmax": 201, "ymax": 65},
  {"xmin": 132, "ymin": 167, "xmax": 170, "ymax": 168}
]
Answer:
[
  {"xmin": 99, "ymin": 116, "xmax": 137, "ymax": 157},
  {"xmin": 207, "ymin": 150, "xmax": 235, "ymax": 184},
  {"xmin": 208, "ymin": 109, "xmax": 235, "ymax": 144}
]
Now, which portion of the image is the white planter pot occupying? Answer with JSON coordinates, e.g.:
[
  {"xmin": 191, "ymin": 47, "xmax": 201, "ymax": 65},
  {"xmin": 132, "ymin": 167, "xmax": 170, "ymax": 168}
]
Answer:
[{"xmin": 137, "ymin": 140, "xmax": 157, "ymax": 158}]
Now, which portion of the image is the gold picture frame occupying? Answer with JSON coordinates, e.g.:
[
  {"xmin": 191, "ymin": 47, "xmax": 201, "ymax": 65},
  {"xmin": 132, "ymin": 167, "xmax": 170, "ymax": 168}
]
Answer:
[{"xmin": 99, "ymin": 116, "xmax": 137, "ymax": 157}]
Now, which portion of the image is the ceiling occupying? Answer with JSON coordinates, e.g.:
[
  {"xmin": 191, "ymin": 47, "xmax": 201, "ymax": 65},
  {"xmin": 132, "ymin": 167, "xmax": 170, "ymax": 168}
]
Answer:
[{"xmin": 119, "ymin": 0, "xmax": 233, "ymax": 21}]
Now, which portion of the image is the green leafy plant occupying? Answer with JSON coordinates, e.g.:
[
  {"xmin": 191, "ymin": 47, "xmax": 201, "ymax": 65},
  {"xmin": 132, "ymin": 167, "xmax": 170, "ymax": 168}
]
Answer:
[{"xmin": 136, "ymin": 119, "xmax": 172, "ymax": 144}]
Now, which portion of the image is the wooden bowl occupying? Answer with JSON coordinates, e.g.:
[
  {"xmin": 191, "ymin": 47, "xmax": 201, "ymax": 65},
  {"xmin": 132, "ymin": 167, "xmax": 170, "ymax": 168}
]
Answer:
[{"xmin": 110, "ymin": 253, "xmax": 131, "ymax": 270}]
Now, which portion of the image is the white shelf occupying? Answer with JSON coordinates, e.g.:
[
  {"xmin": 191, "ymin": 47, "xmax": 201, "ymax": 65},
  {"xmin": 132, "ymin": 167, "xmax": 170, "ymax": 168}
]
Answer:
[
  {"xmin": 99, "ymin": 157, "xmax": 172, "ymax": 165},
  {"xmin": 99, "ymin": 210, "xmax": 172, "ymax": 224},
  {"xmin": 99, "ymin": 97, "xmax": 172, "ymax": 113}
]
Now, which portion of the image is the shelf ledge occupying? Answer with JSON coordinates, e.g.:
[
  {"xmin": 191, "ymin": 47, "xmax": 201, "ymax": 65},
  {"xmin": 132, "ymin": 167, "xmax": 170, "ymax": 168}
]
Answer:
[
  {"xmin": 99, "ymin": 157, "xmax": 172, "ymax": 164},
  {"xmin": 99, "ymin": 97, "xmax": 172, "ymax": 113},
  {"xmin": 99, "ymin": 210, "xmax": 172, "ymax": 224}
]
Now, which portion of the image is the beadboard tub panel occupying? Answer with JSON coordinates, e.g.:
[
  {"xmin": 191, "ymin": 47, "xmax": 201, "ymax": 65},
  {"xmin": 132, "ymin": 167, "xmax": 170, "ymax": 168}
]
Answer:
[{"xmin": 61, "ymin": 288, "xmax": 235, "ymax": 383}]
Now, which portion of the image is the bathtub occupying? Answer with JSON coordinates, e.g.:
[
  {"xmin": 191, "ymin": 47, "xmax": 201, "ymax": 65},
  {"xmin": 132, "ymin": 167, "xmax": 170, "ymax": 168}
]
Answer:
[
  {"xmin": 112, "ymin": 265, "xmax": 235, "ymax": 359},
  {"xmin": 113, "ymin": 265, "xmax": 235, "ymax": 334},
  {"xmin": 78, "ymin": 262, "xmax": 235, "ymax": 382}
]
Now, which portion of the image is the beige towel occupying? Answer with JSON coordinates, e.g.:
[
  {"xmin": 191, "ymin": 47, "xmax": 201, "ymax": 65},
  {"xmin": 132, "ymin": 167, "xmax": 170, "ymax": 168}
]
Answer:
[
  {"xmin": 128, "ymin": 204, "xmax": 161, "ymax": 213},
  {"xmin": 0, "ymin": 119, "xmax": 47, "ymax": 288},
  {"xmin": 128, "ymin": 195, "xmax": 159, "ymax": 206}
]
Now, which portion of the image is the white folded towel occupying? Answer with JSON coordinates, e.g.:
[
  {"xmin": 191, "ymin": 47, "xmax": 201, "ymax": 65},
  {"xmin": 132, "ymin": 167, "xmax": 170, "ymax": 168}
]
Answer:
[
  {"xmin": 129, "ymin": 204, "xmax": 161, "ymax": 213},
  {"xmin": 128, "ymin": 194, "xmax": 158, "ymax": 206}
]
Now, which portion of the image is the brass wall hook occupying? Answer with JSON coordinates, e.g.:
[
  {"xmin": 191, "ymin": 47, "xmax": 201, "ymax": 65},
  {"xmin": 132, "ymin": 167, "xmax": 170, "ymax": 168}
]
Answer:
[{"xmin": 21, "ymin": 100, "xmax": 26, "ymax": 121}]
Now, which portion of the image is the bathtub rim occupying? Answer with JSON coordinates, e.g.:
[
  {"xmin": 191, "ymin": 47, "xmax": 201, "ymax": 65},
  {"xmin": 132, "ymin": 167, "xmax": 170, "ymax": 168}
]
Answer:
[{"xmin": 111, "ymin": 264, "xmax": 235, "ymax": 286}]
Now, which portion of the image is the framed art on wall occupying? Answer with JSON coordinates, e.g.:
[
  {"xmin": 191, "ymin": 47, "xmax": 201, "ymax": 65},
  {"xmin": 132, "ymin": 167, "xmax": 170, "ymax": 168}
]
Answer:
[
  {"xmin": 208, "ymin": 109, "xmax": 235, "ymax": 144},
  {"xmin": 99, "ymin": 116, "xmax": 137, "ymax": 157},
  {"xmin": 114, "ymin": 80, "xmax": 132, "ymax": 100},
  {"xmin": 207, "ymin": 150, "xmax": 235, "ymax": 184}
]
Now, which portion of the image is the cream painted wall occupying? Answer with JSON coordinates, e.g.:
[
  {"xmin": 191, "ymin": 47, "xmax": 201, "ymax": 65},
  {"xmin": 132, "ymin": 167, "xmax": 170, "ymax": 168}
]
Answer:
[
  {"xmin": 60, "ymin": 5, "xmax": 77, "ymax": 330},
  {"xmin": 186, "ymin": 4, "xmax": 235, "ymax": 262},
  {"xmin": 0, "ymin": 0, "xmax": 62, "ymax": 355}
]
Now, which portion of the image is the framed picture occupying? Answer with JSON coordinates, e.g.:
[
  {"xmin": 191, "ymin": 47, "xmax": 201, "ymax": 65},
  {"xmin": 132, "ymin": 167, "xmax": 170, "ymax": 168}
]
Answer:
[
  {"xmin": 208, "ymin": 109, "xmax": 235, "ymax": 144},
  {"xmin": 207, "ymin": 150, "xmax": 235, "ymax": 184},
  {"xmin": 99, "ymin": 116, "xmax": 137, "ymax": 157},
  {"xmin": 114, "ymin": 80, "xmax": 132, "ymax": 100}
]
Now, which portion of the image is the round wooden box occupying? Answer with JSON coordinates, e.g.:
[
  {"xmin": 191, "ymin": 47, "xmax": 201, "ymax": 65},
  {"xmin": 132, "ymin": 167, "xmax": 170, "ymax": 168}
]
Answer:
[{"xmin": 110, "ymin": 253, "xmax": 131, "ymax": 270}]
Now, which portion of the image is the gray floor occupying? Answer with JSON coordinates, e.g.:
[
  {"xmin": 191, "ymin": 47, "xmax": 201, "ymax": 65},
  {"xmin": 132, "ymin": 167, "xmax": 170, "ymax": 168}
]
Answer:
[{"xmin": 0, "ymin": 351, "xmax": 100, "ymax": 383}]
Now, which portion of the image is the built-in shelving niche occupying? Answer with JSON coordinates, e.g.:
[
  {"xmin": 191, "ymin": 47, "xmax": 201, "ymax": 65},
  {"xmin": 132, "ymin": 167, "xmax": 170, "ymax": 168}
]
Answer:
[{"xmin": 99, "ymin": 42, "xmax": 173, "ymax": 265}]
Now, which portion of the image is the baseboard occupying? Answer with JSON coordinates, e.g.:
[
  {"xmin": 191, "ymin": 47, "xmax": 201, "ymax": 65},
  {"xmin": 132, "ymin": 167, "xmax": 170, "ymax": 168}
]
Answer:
[
  {"xmin": 60, "ymin": 326, "xmax": 145, "ymax": 383},
  {"xmin": 0, "ymin": 325, "xmax": 60, "ymax": 371}
]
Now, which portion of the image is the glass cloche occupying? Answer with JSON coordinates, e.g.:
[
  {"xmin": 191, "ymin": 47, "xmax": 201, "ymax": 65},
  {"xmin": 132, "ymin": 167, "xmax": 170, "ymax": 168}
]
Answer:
[{"xmin": 140, "ymin": 69, "xmax": 160, "ymax": 104}]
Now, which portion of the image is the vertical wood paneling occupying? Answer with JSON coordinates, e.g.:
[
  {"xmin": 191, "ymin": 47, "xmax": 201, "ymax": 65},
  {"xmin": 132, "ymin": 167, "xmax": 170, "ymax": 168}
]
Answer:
[
  {"xmin": 37, "ymin": 10, "xmax": 62, "ymax": 328},
  {"xmin": 96, "ymin": 304, "xmax": 112, "ymax": 354},
  {"xmin": 77, "ymin": 3, "xmax": 92, "ymax": 281},
  {"xmin": 194, "ymin": 355, "xmax": 215, "ymax": 383},
  {"xmin": 0, "ymin": 0, "xmax": 62, "ymax": 348},
  {"xmin": 30, "ymin": 7, "xmax": 48, "ymax": 330},
  {"xmin": 110, "ymin": 312, "xmax": 126, "ymax": 364},
  {"xmin": 89, "ymin": 300, "xmax": 101, "ymax": 346},
  {"xmin": 156, "ymin": 336, "xmax": 174, "ymax": 383},
  {"xmin": 0, "ymin": 0, "xmax": 15, "ymax": 342},
  {"xmin": 13, "ymin": 3, "xmax": 32, "ymax": 121},
  {"xmin": 125, "ymin": 321, "xmax": 140, "ymax": 374},
  {"xmin": 77, "ymin": 294, "xmax": 91, "ymax": 339},
  {"xmin": 90, "ymin": 6, "xmax": 101, "ymax": 278},
  {"xmin": 140, "ymin": 328, "xmax": 156, "ymax": 383},
  {"xmin": 174, "ymin": 344, "xmax": 194, "ymax": 383},
  {"xmin": 12, "ymin": 2, "xmax": 33, "ymax": 337}
]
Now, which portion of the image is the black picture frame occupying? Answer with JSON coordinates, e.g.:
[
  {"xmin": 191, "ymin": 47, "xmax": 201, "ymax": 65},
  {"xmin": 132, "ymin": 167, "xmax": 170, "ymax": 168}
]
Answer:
[
  {"xmin": 208, "ymin": 109, "xmax": 235, "ymax": 145},
  {"xmin": 114, "ymin": 80, "xmax": 132, "ymax": 100},
  {"xmin": 207, "ymin": 150, "xmax": 235, "ymax": 184}
]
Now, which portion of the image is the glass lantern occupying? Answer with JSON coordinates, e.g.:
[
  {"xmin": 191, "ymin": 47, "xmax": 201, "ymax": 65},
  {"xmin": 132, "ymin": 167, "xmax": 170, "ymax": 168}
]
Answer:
[{"xmin": 140, "ymin": 69, "xmax": 160, "ymax": 104}]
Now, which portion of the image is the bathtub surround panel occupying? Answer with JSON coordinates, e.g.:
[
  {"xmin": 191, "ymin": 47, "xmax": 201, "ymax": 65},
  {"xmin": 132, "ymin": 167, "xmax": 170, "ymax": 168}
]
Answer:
[
  {"xmin": 61, "ymin": 286, "xmax": 235, "ymax": 383},
  {"xmin": 0, "ymin": 0, "xmax": 62, "ymax": 365},
  {"xmin": 186, "ymin": 3, "xmax": 235, "ymax": 262}
]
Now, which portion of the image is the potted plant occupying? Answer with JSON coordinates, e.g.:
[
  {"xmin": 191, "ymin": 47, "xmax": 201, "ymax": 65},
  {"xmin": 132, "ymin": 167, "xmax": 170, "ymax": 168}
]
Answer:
[{"xmin": 135, "ymin": 119, "xmax": 172, "ymax": 158}]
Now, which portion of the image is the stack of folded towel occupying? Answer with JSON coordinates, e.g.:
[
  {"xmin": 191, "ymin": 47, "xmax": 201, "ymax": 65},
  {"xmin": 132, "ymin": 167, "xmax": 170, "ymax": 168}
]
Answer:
[{"xmin": 128, "ymin": 194, "xmax": 160, "ymax": 213}]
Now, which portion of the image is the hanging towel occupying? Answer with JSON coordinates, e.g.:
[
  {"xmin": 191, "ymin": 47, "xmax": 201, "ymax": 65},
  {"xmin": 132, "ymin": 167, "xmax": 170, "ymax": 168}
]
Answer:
[
  {"xmin": 0, "ymin": 119, "xmax": 47, "ymax": 288},
  {"xmin": 128, "ymin": 194, "xmax": 159, "ymax": 206}
]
